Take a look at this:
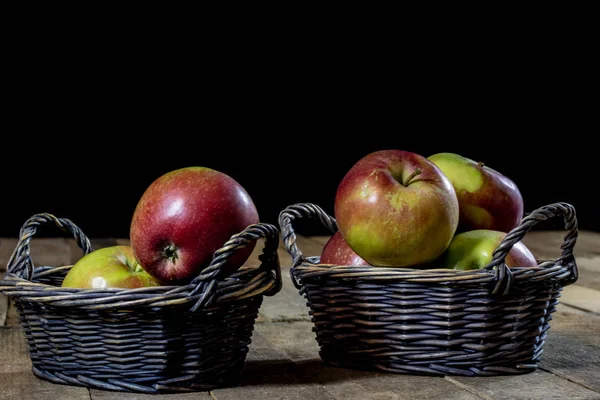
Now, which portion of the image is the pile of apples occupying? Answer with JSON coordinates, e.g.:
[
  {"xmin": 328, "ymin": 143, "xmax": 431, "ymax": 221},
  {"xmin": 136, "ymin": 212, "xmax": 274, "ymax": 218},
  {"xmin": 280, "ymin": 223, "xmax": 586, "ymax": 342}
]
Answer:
[
  {"xmin": 322, "ymin": 150, "xmax": 538, "ymax": 270},
  {"xmin": 62, "ymin": 167, "xmax": 260, "ymax": 289}
]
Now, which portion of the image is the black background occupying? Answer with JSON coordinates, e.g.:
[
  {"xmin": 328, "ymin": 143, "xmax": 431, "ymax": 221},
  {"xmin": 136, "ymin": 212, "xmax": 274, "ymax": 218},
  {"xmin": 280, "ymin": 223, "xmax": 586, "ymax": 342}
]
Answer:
[
  {"xmin": 2, "ymin": 55, "xmax": 597, "ymax": 240},
  {"xmin": 2, "ymin": 125, "xmax": 596, "ymax": 240}
]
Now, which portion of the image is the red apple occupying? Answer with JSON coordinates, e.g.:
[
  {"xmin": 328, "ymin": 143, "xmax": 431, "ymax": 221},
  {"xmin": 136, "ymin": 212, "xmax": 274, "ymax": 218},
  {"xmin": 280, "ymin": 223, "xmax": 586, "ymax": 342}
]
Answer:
[
  {"xmin": 320, "ymin": 231, "xmax": 371, "ymax": 266},
  {"xmin": 428, "ymin": 153, "xmax": 524, "ymax": 233},
  {"xmin": 129, "ymin": 167, "xmax": 259, "ymax": 283},
  {"xmin": 334, "ymin": 149, "xmax": 459, "ymax": 267},
  {"xmin": 61, "ymin": 245, "xmax": 162, "ymax": 289},
  {"xmin": 438, "ymin": 229, "xmax": 538, "ymax": 270}
]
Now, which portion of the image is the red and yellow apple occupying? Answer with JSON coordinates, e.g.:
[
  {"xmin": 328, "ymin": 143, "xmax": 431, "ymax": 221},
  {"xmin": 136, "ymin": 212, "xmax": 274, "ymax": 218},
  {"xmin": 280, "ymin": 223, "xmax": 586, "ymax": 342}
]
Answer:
[
  {"xmin": 428, "ymin": 152, "xmax": 524, "ymax": 233},
  {"xmin": 61, "ymin": 245, "xmax": 162, "ymax": 289},
  {"xmin": 320, "ymin": 231, "xmax": 370, "ymax": 266},
  {"xmin": 129, "ymin": 167, "xmax": 259, "ymax": 284},
  {"xmin": 334, "ymin": 149, "xmax": 459, "ymax": 267},
  {"xmin": 438, "ymin": 229, "xmax": 538, "ymax": 270}
]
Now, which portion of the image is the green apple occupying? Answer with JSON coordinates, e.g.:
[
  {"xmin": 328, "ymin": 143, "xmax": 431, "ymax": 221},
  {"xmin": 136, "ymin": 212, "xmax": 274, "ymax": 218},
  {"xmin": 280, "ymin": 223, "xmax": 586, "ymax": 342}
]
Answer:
[
  {"xmin": 439, "ymin": 229, "xmax": 538, "ymax": 270},
  {"xmin": 428, "ymin": 152, "xmax": 524, "ymax": 233},
  {"xmin": 62, "ymin": 245, "xmax": 162, "ymax": 289}
]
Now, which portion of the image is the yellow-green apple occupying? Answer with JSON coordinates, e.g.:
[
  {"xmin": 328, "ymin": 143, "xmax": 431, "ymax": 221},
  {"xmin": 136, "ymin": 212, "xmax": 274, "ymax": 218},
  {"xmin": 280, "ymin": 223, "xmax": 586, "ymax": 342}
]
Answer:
[
  {"xmin": 320, "ymin": 231, "xmax": 371, "ymax": 266},
  {"xmin": 61, "ymin": 245, "xmax": 162, "ymax": 289},
  {"xmin": 438, "ymin": 229, "xmax": 538, "ymax": 270},
  {"xmin": 427, "ymin": 153, "xmax": 524, "ymax": 233},
  {"xmin": 334, "ymin": 149, "xmax": 459, "ymax": 267},
  {"xmin": 129, "ymin": 167, "xmax": 259, "ymax": 284}
]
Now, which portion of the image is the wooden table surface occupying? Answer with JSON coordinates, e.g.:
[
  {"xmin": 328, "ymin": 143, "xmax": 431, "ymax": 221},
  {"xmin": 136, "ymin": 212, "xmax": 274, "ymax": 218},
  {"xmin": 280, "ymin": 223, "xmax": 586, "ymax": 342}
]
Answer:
[{"xmin": 1, "ymin": 230, "xmax": 599, "ymax": 400}]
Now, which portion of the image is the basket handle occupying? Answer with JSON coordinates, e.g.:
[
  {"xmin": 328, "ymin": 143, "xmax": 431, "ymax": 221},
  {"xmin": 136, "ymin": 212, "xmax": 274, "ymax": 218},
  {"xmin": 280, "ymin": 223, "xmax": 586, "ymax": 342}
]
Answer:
[
  {"xmin": 484, "ymin": 202, "xmax": 578, "ymax": 296},
  {"xmin": 278, "ymin": 203, "xmax": 337, "ymax": 289},
  {"xmin": 188, "ymin": 222, "xmax": 282, "ymax": 311},
  {"xmin": 6, "ymin": 213, "xmax": 93, "ymax": 281}
]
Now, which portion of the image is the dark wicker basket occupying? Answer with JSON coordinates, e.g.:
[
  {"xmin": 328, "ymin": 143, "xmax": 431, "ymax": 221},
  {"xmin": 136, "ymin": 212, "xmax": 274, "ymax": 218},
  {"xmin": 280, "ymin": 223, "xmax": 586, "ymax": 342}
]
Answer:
[
  {"xmin": 0, "ymin": 213, "xmax": 282, "ymax": 394},
  {"xmin": 278, "ymin": 202, "xmax": 579, "ymax": 377}
]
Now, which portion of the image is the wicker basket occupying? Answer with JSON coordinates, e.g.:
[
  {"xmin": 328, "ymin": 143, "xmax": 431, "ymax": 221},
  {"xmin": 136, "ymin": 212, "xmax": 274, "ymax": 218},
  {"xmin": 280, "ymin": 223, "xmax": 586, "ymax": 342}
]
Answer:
[
  {"xmin": 278, "ymin": 202, "xmax": 579, "ymax": 377},
  {"xmin": 0, "ymin": 213, "xmax": 282, "ymax": 394}
]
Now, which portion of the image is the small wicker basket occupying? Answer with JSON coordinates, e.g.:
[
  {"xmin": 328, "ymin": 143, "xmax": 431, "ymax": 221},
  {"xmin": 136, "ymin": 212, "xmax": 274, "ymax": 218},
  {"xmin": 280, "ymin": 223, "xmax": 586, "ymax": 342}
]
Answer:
[
  {"xmin": 0, "ymin": 213, "xmax": 282, "ymax": 394},
  {"xmin": 278, "ymin": 202, "xmax": 578, "ymax": 377}
]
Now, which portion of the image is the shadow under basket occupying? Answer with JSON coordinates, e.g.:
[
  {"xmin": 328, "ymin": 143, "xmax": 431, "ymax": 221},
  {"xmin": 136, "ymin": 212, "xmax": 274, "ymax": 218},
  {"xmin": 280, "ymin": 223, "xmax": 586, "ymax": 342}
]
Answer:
[
  {"xmin": 278, "ymin": 202, "xmax": 579, "ymax": 377},
  {"xmin": 0, "ymin": 213, "xmax": 282, "ymax": 394}
]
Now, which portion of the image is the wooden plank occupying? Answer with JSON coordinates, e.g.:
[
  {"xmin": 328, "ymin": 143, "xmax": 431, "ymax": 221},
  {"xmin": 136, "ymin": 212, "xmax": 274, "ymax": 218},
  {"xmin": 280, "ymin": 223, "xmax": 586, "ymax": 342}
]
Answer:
[
  {"xmin": 91, "ymin": 389, "xmax": 211, "ymax": 399},
  {"xmin": 115, "ymin": 238, "xmax": 131, "ymax": 246},
  {"xmin": 0, "ymin": 294, "xmax": 7, "ymax": 326},
  {"xmin": 255, "ymin": 321, "xmax": 320, "ymax": 361},
  {"xmin": 294, "ymin": 236, "xmax": 328, "ymax": 260},
  {"xmin": 307, "ymin": 235, "xmax": 330, "ymax": 247},
  {"xmin": 318, "ymin": 382, "xmax": 403, "ymax": 400},
  {"xmin": 210, "ymin": 330, "xmax": 335, "ymax": 399},
  {"xmin": 522, "ymin": 230, "xmax": 600, "ymax": 260},
  {"xmin": 336, "ymin": 372, "xmax": 481, "ymax": 400},
  {"xmin": 0, "ymin": 238, "xmax": 18, "ymax": 271},
  {"xmin": 449, "ymin": 369, "xmax": 600, "ymax": 400},
  {"xmin": 0, "ymin": 326, "xmax": 90, "ymax": 400},
  {"xmin": 559, "ymin": 284, "xmax": 600, "ymax": 313},
  {"xmin": 256, "ymin": 321, "xmax": 480, "ymax": 400},
  {"xmin": 29, "ymin": 238, "xmax": 71, "ymax": 267},
  {"xmin": 1, "ymin": 238, "xmax": 71, "ymax": 271},
  {"xmin": 447, "ymin": 309, "xmax": 600, "ymax": 399},
  {"xmin": 556, "ymin": 303, "xmax": 593, "ymax": 316},
  {"xmin": 258, "ymin": 270, "xmax": 311, "ymax": 322},
  {"xmin": 258, "ymin": 238, "xmax": 313, "ymax": 323},
  {"xmin": 552, "ymin": 305, "xmax": 600, "ymax": 333},
  {"xmin": 542, "ymin": 311, "xmax": 600, "ymax": 393},
  {"xmin": 4, "ymin": 299, "xmax": 20, "ymax": 326},
  {"xmin": 574, "ymin": 256, "xmax": 600, "ymax": 291},
  {"xmin": 1, "ymin": 238, "xmax": 72, "ymax": 331}
]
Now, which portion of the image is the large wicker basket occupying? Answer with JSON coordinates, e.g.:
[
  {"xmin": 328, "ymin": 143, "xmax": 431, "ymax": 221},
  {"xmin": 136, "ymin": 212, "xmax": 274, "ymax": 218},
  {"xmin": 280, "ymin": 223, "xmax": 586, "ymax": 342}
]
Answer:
[
  {"xmin": 0, "ymin": 213, "xmax": 282, "ymax": 394},
  {"xmin": 278, "ymin": 202, "xmax": 578, "ymax": 377}
]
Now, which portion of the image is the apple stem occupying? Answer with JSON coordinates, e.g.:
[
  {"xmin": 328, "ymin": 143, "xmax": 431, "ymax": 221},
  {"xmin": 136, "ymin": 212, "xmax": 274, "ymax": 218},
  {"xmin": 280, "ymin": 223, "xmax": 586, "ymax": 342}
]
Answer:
[
  {"xmin": 162, "ymin": 245, "xmax": 179, "ymax": 263},
  {"xmin": 133, "ymin": 264, "xmax": 145, "ymax": 273},
  {"xmin": 404, "ymin": 168, "xmax": 422, "ymax": 186},
  {"xmin": 478, "ymin": 161, "xmax": 485, "ymax": 168}
]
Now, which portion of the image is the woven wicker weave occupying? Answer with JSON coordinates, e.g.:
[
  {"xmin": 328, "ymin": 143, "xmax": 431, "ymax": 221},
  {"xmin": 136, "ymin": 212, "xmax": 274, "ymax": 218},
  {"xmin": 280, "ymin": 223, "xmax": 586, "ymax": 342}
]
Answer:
[
  {"xmin": 278, "ymin": 202, "xmax": 578, "ymax": 376},
  {"xmin": 0, "ymin": 213, "xmax": 282, "ymax": 394}
]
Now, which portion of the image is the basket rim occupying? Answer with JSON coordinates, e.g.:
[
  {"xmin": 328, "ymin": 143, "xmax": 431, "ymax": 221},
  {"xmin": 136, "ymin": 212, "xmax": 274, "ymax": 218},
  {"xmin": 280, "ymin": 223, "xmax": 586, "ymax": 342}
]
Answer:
[
  {"xmin": 291, "ymin": 257, "xmax": 575, "ymax": 287},
  {"xmin": 0, "ymin": 262, "xmax": 279, "ymax": 310},
  {"xmin": 279, "ymin": 202, "xmax": 579, "ymax": 295},
  {"xmin": 2, "ymin": 213, "xmax": 282, "ymax": 311}
]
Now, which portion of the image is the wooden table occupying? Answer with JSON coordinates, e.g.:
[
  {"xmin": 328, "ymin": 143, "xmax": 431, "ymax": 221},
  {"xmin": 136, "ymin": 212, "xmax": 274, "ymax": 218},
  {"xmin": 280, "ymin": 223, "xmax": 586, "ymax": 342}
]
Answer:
[{"xmin": 1, "ymin": 231, "xmax": 599, "ymax": 400}]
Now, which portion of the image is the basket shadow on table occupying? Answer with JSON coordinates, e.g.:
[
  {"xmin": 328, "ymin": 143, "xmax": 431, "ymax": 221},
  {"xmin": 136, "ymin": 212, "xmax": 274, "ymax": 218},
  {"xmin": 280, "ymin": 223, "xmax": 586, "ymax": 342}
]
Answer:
[{"xmin": 236, "ymin": 358, "xmax": 379, "ymax": 387}]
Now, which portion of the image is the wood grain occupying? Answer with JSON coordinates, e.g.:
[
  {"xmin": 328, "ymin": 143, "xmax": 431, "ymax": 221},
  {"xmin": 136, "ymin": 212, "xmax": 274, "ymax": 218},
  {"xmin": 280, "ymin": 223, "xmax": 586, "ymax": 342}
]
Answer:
[
  {"xmin": 573, "ymin": 256, "xmax": 600, "ymax": 290},
  {"xmin": 1, "ymin": 238, "xmax": 71, "ymax": 272},
  {"xmin": 255, "ymin": 320, "xmax": 481, "ymax": 400},
  {"xmin": 0, "ymin": 327, "xmax": 90, "ymax": 400},
  {"xmin": 542, "ymin": 315, "xmax": 600, "ymax": 392},
  {"xmin": 210, "ymin": 330, "xmax": 335, "ymax": 399},
  {"xmin": 91, "ymin": 389, "xmax": 211, "ymax": 399},
  {"xmin": 0, "ymin": 238, "xmax": 18, "ymax": 271},
  {"xmin": 559, "ymin": 285, "xmax": 600, "ymax": 313},
  {"xmin": 449, "ymin": 370, "xmax": 600, "ymax": 400},
  {"xmin": 0, "ymin": 294, "xmax": 7, "ymax": 326},
  {"xmin": 258, "ymin": 238, "xmax": 312, "ymax": 322},
  {"xmin": 522, "ymin": 230, "xmax": 600, "ymax": 260}
]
